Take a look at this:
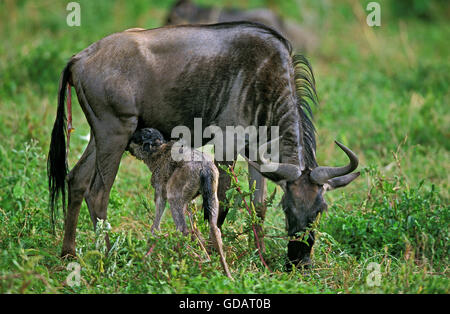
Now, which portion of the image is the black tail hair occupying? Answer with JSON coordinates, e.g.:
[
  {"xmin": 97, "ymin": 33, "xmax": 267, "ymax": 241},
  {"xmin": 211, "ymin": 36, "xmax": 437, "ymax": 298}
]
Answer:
[
  {"xmin": 199, "ymin": 168, "xmax": 215, "ymax": 222},
  {"xmin": 47, "ymin": 59, "xmax": 74, "ymax": 232}
]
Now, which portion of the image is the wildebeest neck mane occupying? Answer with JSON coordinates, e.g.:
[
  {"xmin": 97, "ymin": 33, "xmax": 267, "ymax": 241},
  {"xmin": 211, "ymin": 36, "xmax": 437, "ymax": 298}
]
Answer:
[{"xmin": 293, "ymin": 54, "xmax": 318, "ymax": 169}]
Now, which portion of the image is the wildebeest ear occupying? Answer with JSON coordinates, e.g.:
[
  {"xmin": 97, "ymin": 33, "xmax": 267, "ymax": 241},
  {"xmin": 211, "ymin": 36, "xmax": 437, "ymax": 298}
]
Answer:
[
  {"xmin": 175, "ymin": 0, "xmax": 192, "ymax": 8},
  {"xmin": 181, "ymin": 0, "xmax": 191, "ymax": 4},
  {"xmin": 154, "ymin": 139, "xmax": 164, "ymax": 146}
]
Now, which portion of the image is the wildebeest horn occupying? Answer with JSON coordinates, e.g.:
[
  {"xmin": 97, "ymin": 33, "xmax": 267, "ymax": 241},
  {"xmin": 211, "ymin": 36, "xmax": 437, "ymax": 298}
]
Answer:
[
  {"xmin": 244, "ymin": 136, "xmax": 302, "ymax": 181},
  {"xmin": 310, "ymin": 141, "xmax": 358, "ymax": 185},
  {"xmin": 246, "ymin": 158, "xmax": 302, "ymax": 181},
  {"xmin": 325, "ymin": 172, "xmax": 361, "ymax": 190}
]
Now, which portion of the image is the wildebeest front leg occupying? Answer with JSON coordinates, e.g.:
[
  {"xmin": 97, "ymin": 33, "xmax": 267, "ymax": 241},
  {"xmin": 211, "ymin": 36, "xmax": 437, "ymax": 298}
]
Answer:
[
  {"xmin": 248, "ymin": 164, "xmax": 267, "ymax": 252},
  {"xmin": 215, "ymin": 161, "xmax": 233, "ymax": 228},
  {"xmin": 61, "ymin": 135, "xmax": 96, "ymax": 257}
]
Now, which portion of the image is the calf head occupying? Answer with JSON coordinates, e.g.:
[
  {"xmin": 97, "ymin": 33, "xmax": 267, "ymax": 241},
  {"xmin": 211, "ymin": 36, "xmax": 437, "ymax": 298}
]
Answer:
[
  {"xmin": 166, "ymin": 0, "xmax": 209, "ymax": 25},
  {"xmin": 127, "ymin": 128, "xmax": 166, "ymax": 160}
]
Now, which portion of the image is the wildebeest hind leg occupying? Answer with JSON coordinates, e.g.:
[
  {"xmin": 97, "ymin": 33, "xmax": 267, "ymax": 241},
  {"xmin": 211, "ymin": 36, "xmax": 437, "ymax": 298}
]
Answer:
[
  {"xmin": 84, "ymin": 118, "xmax": 138, "ymax": 251},
  {"xmin": 61, "ymin": 135, "xmax": 96, "ymax": 257},
  {"xmin": 73, "ymin": 70, "xmax": 139, "ymax": 249}
]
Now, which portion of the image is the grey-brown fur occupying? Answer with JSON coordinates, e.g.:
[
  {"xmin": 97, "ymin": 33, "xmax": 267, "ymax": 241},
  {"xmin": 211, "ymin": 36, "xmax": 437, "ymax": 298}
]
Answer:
[{"xmin": 127, "ymin": 128, "xmax": 232, "ymax": 279}]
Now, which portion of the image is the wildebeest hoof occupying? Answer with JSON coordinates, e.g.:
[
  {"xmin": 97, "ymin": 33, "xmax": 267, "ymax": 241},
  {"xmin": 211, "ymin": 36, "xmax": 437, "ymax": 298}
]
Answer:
[
  {"xmin": 285, "ymin": 257, "xmax": 313, "ymax": 272},
  {"xmin": 61, "ymin": 250, "xmax": 76, "ymax": 259}
]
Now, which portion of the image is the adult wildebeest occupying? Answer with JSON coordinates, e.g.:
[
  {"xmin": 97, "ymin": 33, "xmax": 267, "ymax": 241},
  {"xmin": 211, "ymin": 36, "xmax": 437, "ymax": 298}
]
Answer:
[
  {"xmin": 165, "ymin": 0, "xmax": 318, "ymax": 53},
  {"xmin": 48, "ymin": 22, "xmax": 359, "ymax": 269}
]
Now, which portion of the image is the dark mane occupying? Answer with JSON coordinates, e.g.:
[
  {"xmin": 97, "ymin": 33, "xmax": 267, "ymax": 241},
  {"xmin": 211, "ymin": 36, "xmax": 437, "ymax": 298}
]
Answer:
[{"xmin": 292, "ymin": 54, "xmax": 318, "ymax": 169}]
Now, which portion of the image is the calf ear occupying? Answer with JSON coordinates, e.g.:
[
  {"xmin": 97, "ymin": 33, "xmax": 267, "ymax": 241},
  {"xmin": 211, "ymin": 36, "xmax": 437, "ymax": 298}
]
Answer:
[{"xmin": 143, "ymin": 142, "xmax": 151, "ymax": 152}]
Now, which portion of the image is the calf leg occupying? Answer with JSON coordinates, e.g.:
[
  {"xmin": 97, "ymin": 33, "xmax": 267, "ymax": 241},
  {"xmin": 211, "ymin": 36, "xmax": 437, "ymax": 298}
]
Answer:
[
  {"xmin": 151, "ymin": 192, "xmax": 166, "ymax": 234},
  {"xmin": 207, "ymin": 182, "xmax": 233, "ymax": 279},
  {"xmin": 166, "ymin": 168, "xmax": 232, "ymax": 278},
  {"xmin": 209, "ymin": 222, "xmax": 232, "ymax": 279},
  {"xmin": 166, "ymin": 192, "xmax": 189, "ymax": 236},
  {"xmin": 61, "ymin": 136, "xmax": 96, "ymax": 257},
  {"xmin": 203, "ymin": 167, "xmax": 232, "ymax": 279},
  {"xmin": 166, "ymin": 169, "xmax": 192, "ymax": 236}
]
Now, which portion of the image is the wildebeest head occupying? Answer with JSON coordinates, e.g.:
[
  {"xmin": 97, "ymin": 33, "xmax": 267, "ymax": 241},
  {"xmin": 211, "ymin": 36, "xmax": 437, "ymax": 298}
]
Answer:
[
  {"xmin": 280, "ymin": 141, "xmax": 360, "ymax": 269},
  {"xmin": 246, "ymin": 138, "xmax": 359, "ymax": 269},
  {"xmin": 166, "ymin": 0, "xmax": 210, "ymax": 25},
  {"xmin": 127, "ymin": 128, "xmax": 166, "ymax": 160}
]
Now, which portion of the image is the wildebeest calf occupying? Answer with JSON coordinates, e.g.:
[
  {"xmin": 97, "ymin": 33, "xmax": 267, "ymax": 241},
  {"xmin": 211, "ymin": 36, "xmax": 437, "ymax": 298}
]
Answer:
[{"xmin": 127, "ymin": 128, "xmax": 232, "ymax": 278}]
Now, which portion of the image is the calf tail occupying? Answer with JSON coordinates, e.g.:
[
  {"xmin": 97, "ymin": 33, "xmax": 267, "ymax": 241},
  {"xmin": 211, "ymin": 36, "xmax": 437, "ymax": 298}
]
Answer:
[
  {"xmin": 199, "ymin": 168, "xmax": 216, "ymax": 222},
  {"xmin": 47, "ymin": 58, "xmax": 74, "ymax": 231}
]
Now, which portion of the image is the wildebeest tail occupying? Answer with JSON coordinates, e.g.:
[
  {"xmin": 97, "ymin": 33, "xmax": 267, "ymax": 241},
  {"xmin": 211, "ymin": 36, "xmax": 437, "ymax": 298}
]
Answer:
[
  {"xmin": 47, "ymin": 58, "xmax": 74, "ymax": 231},
  {"xmin": 199, "ymin": 168, "xmax": 216, "ymax": 222}
]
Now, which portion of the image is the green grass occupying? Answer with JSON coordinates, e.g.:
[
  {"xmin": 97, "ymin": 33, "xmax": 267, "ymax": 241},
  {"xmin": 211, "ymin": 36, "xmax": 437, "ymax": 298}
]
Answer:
[{"xmin": 0, "ymin": 0, "xmax": 448, "ymax": 293}]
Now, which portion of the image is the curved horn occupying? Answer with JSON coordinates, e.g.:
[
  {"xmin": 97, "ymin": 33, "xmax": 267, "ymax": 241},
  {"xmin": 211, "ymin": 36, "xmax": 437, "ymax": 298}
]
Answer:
[
  {"xmin": 246, "ymin": 158, "xmax": 302, "ymax": 182},
  {"xmin": 325, "ymin": 172, "xmax": 360, "ymax": 191},
  {"xmin": 310, "ymin": 141, "xmax": 358, "ymax": 185},
  {"xmin": 243, "ymin": 136, "xmax": 301, "ymax": 181}
]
